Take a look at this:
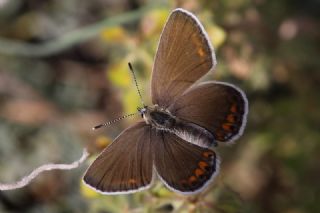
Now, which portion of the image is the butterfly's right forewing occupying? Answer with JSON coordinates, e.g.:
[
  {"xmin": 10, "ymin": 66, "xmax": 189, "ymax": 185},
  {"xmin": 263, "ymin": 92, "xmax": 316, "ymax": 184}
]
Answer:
[{"xmin": 151, "ymin": 9, "xmax": 216, "ymax": 107}]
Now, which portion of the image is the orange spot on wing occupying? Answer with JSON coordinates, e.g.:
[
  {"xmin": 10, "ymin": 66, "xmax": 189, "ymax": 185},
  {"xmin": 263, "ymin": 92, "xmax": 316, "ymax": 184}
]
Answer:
[
  {"xmin": 227, "ymin": 114, "xmax": 236, "ymax": 123},
  {"xmin": 216, "ymin": 131, "xmax": 225, "ymax": 140},
  {"xmin": 203, "ymin": 151, "xmax": 214, "ymax": 158},
  {"xmin": 230, "ymin": 104, "xmax": 238, "ymax": 113},
  {"xmin": 128, "ymin": 179, "xmax": 136, "ymax": 184},
  {"xmin": 189, "ymin": 176, "xmax": 197, "ymax": 181},
  {"xmin": 198, "ymin": 48, "xmax": 205, "ymax": 57},
  {"xmin": 198, "ymin": 161, "xmax": 209, "ymax": 171},
  {"xmin": 188, "ymin": 176, "xmax": 197, "ymax": 185},
  {"xmin": 222, "ymin": 123, "xmax": 233, "ymax": 132},
  {"xmin": 195, "ymin": 168, "xmax": 204, "ymax": 177}
]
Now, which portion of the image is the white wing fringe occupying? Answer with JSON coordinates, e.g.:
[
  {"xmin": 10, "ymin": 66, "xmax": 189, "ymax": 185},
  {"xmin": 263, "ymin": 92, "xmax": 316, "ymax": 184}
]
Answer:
[{"xmin": 0, "ymin": 148, "xmax": 89, "ymax": 191}]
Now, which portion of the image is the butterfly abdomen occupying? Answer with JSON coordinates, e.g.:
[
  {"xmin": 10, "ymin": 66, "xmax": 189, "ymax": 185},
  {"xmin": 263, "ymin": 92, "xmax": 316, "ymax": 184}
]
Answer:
[{"xmin": 173, "ymin": 120, "xmax": 217, "ymax": 148}]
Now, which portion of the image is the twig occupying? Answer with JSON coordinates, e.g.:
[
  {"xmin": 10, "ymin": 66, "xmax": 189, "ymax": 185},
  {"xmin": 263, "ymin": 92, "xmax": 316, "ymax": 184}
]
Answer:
[{"xmin": 0, "ymin": 148, "xmax": 89, "ymax": 191}]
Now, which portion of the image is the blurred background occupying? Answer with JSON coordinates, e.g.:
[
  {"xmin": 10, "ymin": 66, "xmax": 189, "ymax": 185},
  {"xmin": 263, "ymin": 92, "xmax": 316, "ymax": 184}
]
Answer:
[{"xmin": 0, "ymin": 0, "xmax": 319, "ymax": 212}]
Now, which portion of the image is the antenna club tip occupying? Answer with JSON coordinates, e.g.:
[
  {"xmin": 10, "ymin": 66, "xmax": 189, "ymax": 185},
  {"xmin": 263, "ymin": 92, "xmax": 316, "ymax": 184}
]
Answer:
[
  {"xmin": 92, "ymin": 124, "xmax": 103, "ymax": 130},
  {"xmin": 128, "ymin": 62, "xmax": 133, "ymax": 69}
]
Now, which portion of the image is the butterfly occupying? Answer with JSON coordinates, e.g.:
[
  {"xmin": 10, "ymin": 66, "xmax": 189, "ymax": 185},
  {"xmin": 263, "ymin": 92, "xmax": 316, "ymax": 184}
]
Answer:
[{"xmin": 83, "ymin": 8, "xmax": 248, "ymax": 195}]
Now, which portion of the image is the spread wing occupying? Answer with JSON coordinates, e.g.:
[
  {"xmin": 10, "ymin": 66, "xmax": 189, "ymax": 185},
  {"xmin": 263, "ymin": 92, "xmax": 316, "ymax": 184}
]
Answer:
[
  {"xmin": 83, "ymin": 122, "xmax": 153, "ymax": 194},
  {"xmin": 151, "ymin": 8, "xmax": 216, "ymax": 107},
  {"xmin": 169, "ymin": 82, "xmax": 248, "ymax": 143},
  {"xmin": 153, "ymin": 130, "xmax": 219, "ymax": 194}
]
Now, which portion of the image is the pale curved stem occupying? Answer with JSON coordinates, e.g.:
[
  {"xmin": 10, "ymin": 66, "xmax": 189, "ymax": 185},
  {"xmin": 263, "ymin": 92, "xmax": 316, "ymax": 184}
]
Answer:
[{"xmin": 0, "ymin": 148, "xmax": 89, "ymax": 191}]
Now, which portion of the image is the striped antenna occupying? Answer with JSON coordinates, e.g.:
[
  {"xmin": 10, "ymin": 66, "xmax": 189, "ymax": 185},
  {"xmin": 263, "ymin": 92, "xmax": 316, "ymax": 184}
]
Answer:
[
  {"xmin": 92, "ymin": 63, "xmax": 144, "ymax": 130},
  {"xmin": 128, "ymin": 62, "xmax": 145, "ymax": 107},
  {"xmin": 92, "ymin": 113, "xmax": 137, "ymax": 130}
]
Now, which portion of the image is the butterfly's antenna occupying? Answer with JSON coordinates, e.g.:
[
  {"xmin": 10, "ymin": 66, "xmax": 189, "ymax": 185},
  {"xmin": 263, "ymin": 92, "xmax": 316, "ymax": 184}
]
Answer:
[
  {"xmin": 128, "ymin": 62, "xmax": 145, "ymax": 107},
  {"xmin": 92, "ymin": 112, "xmax": 137, "ymax": 130},
  {"xmin": 93, "ymin": 63, "xmax": 144, "ymax": 131}
]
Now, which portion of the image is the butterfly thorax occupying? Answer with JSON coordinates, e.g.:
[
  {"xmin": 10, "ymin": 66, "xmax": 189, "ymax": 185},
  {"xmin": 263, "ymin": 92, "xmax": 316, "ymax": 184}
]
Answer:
[{"xmin": 140, "ymin": 105, "xmax": 176, "ymax": 130}]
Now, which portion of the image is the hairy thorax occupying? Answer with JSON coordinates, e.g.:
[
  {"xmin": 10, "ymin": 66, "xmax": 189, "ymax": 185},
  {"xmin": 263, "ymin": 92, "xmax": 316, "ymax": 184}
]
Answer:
[
  {"xmin": 141, "ymin": 105, "xmax": 216, "ymax": 147},
  {"xmin": 142, "ymin": 105, "xmax": 176, "ymax": 129}
]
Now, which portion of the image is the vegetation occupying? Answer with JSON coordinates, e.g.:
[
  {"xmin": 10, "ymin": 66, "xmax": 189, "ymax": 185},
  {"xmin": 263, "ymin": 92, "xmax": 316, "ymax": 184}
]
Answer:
[{"xmin": 0, "ymin": 0, "xmax": 319, "ymax": 212}]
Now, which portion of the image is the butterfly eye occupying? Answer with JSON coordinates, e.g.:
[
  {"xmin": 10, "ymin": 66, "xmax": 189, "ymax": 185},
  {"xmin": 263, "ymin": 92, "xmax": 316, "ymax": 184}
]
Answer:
[{"xmin": 137, "ymin": 107, "xmax": 147, "ymax": 118}]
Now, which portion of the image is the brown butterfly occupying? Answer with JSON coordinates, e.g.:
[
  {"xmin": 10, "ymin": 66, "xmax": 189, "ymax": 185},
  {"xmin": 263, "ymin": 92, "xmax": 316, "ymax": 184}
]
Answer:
[{"xmin": 83, "ymin": 8, "xmax": 248, "ymax": 195}]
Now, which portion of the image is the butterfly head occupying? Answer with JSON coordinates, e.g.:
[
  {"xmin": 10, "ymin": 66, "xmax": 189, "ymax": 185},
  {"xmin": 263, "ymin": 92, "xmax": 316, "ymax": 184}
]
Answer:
[{"xmin": 137, "ymin": 106, "xmax": 147, "ymax": 118}]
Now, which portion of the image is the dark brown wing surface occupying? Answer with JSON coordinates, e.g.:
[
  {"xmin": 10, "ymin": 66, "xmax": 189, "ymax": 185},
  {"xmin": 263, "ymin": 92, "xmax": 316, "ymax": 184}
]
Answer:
[
  {"xmin": 153, "ymin": 130, "xmax": 219, "ymax": 194},
  {"xmin": 169, "ymin": 82, "xmax": 248, "ymax": 143},
  {"xmin": 151, "ymin": 8, "xmax": 216, "ymax": 107},
  {"xmin": 83, "ymin": 122, "xmax": 153, "ymax": 194}
]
